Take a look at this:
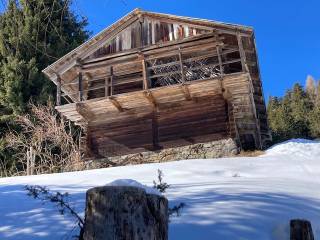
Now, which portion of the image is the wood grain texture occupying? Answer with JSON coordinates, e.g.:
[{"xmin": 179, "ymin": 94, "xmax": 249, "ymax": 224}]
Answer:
[
  {"xmin": 83, "ymin": 186, "xmax": 168, "ymax": 240},
  {"xmin": 50, "ymin": 14, "xmax": 271, "ymax": 155}
]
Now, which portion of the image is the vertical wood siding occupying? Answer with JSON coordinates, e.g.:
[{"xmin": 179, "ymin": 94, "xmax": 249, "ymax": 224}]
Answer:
[{"xmin": 87, "ymin": 17, "xmax": 211, "ymax": 60}]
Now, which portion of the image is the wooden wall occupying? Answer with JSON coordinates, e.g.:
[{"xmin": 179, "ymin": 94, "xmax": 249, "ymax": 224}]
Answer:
[
  {"xmin": 85, "ymin": 17, "xmax": 211, "ymax": 61},
  {"xmin": 88, "ymin": 94, "xmax": 228, "ymax": 157},
  {"xmin": 54, "ymin": 15, "xmax": 271, "ymax": 154}
]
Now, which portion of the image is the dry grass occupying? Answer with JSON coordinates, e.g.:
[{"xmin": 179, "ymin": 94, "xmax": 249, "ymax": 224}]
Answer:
[{"xmin": 237, "ymin": 150, "xmax": 265, "ymax": 157}]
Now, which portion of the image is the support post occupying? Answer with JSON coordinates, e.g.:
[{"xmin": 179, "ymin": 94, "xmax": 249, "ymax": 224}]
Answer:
[
  {"xmin": 181, "ymin": 84, "xmax": 192, "ymax": 101},
  {"xmin": 76, "ymin": 59, "xmax": 83, "ymax": 102},
  {"xmin": 105, "ymin": 77, "xmax": 109, "ymax": 97},
  {"xmin": 78, "ymin": 72, "xmax": 83, "ymax": 101},
  {"xmin": 142, "ymin": 58, "xmax": 149, "ymax": 90},
  {"xmin": 110, "ymin": 66, "xmax": 114, "ymax": 96},
  {"xmin": 178, "ymin": 47, "xmax": 186, "ymax": 83},
  {"xmin": 139, "ymin": 16, "xmax": 144, "ymax": 47},
  {"xmin": 237, "ymin": 32, "xmax": 246, "ymax": 72},
  {"xmin": 143, "ymin": 90, "xmax": 157, "ymax": 108},
  {"xmin": 216, "ymin": 46, "xmax": 224, "ymax": 75},
  {"xmin": 56, "ymin": 75, "xmax": 61, "ymax": 106}
]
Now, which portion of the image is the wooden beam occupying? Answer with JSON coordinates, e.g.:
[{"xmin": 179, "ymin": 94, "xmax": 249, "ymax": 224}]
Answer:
[
  {"xmin": 216, "ymin": 46, "xmax": 224, "ymax": 75},
  {"xmin": 178, "ymin": 47, "xmax": 186, "ymax": 83},
  {"xmin": 84, "ymin": 72, "xmax": 92, "ymax": 79},
  {"xmin": 237, "ymin": 32, "xmax": 247, "ymax": 72},
  {"xmin": 142, "ymin": 58, "xmax": 149, "ymax": 90},
  {"xmin": 78, "ymin": 72, "xmax": 83, "ymax": 101},
  {"xmin": 109, "ymin": 96, "xmax": 123, "ymax": 112},
  {"xmin": 110, "ymin": 66, "xmax": 114, "ymax": 96},
  {"xmin": 105, "ymin": 77, "xmax": 109, "ymax": 97},
  {"xmin": 180, "ymin": 84, "xmax": 192, "ymax": 101},
  {"xmin": 143, "ymin": 90, "xmax": 157, "ymax": 108},
  {"xmin": 139, "ymin": 16, "xmax": 144, "ymax": 47},
  {"xmin": 76, "ymin": 102, "xmax": 94, "ymax": 121},
  {"xmin": 82, "ymin": 33, "xmax": 218, "ymax": 67},
  {"xmin": 56, "ymin": 74, "xmax": 61, "ymax": 106}
]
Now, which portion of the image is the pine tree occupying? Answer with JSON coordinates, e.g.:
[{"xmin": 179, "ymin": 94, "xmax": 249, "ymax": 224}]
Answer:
[
  {"xmin": 309, "ymin": 80, "xmax": 320, "ymax": 138},
  {"xmin": 305, "ymin": 75, "xmax": 316, "ymax": 104},
  {"xmin": 267, "ymin": 95, "xmax": 294, "ymax": 142},
  {"xmin": 267, "ymin": 83, "xmax": 314, "ymax": 142},
  {"xmin": 0, "ymin": 0, "xmax": 89, "ymax": 114},
  {"xmin": 289, "ymin": 83, "xmax": 312, "ymax": 138},
  {"xmin": 0, "ymin": 0, "xmax": 89, "ymax": 176},
  {"xmin": 316, "ymin": 80, "xmax": 320, "ymax": 107},
  {"xmin": 309, "ymin": 105, "xmax": 320, "ymax": 138}
]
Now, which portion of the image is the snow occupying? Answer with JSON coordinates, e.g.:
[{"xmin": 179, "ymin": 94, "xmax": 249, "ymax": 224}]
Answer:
[
  {"xmin": 106, "ymin": 179, "xmax": 161, "ymax": 196},
  {"xmin": 0, "ymin": 139, "xmax": 320, "ymax": 240},
  {"xmin": 265, "ymin": 138, "xmax": 320, "ymax": 158}
]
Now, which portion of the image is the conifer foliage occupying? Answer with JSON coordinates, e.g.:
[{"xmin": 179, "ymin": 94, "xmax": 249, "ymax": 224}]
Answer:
[
  {"xmin": 0, "ymin": 0, "xmax": 89, "ymax": 114},
  {"xmin": 267, "ymin": 77, "xmax": 320, "ymax": 143},
  {"xmin": 0, "ymin": 0, "xmax": 89, "ymax": 176}
]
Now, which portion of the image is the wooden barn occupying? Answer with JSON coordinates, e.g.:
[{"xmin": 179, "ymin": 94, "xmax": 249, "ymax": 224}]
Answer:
[{"xmin": 43, "ymin": 9, "xmax": 271, "ymax": 158}]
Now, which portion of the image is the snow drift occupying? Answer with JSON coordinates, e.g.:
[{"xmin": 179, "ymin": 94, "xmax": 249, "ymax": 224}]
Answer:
[{"xmin": 0, "ymin": 139, "xmax": 319, "ymax": 239}]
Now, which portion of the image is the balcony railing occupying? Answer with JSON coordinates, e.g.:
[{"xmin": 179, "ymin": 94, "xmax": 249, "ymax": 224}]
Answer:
[{"xmin": 56, "ymin": 33, "xmax": 246, "ymax": 106}]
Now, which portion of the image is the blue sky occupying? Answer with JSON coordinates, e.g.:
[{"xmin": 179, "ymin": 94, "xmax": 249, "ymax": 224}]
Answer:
[{"xmin": 72, "ymin": 0, "xmax": 320, "ymax": 99}]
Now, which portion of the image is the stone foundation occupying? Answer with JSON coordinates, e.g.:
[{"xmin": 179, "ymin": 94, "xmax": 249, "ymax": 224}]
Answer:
[{"xmin": 83, "ymin": 138, "xmax": 239, "ymax": 170}]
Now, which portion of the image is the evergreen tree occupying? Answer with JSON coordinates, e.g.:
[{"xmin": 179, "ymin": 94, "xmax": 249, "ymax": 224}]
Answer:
[
  {"xmin": 267, "ymin": 94, "xmax": 294, "ymax": 142},
  {"xmin": 305, "ymin": 75, "xmax": 316, "ymax": 104},
  {"xmin": 289, "ymin": 83, "xmax": 312, "ymax": 138},
  {"xmin": 316, "ymin": 80, "xmax": 320, "ymax": 106},
  {"xmin": 0, "ymin": 0, "xmax": 89, "ymax": 114},
  {"xmin": 267, "ymin": 82, "xmax": 316, "ymax": 143},
  {"xmin": 0, "ymin": 0, "xmax": 89, "ymax": 176},
  {"xmin": 308, "ymin": 80, "xmax": 320, "ymax": 138},
  {"xmin": 309, "ymin": 105, "xmax": 320, "ymax": 138}
]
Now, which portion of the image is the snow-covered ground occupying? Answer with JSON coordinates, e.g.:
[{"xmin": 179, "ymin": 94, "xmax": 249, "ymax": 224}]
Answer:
[{"xmin": 0, "ymin": 139, "xmax": 320, "ymax": 240}]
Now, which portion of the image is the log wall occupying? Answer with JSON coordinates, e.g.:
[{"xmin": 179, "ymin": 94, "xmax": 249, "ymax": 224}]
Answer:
[
  {"xmin": 50, "ymin": 11, "xmax": 272, "ymax": 156},
  {"xmin": 89, "ymin": 93, "xmax": 228, "ymax": 157}
]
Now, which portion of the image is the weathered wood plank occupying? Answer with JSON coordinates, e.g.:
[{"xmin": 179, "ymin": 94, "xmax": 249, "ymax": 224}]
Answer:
[
  {"xmin": 56, "ymin": 75, "xmax": 62, "ymax": 106},
  {"xmin": 109, "ymin": 96, "xmax": 124, "ymax": 112}
]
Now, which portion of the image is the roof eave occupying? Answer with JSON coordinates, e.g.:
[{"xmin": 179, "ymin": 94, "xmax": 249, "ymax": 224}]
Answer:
[{"xmin": 42, "ymin": 8, "xmax": 254, "ymax": 80}]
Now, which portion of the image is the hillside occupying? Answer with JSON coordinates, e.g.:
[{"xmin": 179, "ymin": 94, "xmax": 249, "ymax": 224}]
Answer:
[{"xmin": 0, "ymin": 139, "xmax": 319, "ymax": 240}]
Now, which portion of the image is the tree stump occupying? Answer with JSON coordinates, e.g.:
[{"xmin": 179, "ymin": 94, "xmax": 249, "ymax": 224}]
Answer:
[
  {"xmin": 82, "ymin": 186, "xmax": 168, "ymax": 240},
  {"xmin": 290, "ymin": 219, "xmax": 314, "ymax": 240}
]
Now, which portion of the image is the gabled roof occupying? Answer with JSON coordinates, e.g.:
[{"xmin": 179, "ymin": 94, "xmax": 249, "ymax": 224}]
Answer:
[{"xmin": 42, "ymin": 8, "xmax": 253, "ymax": 82}]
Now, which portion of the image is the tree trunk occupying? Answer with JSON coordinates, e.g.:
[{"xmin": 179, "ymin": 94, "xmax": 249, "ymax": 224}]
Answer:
[
  {"xmin": 83, "ymin": 186, "xmax": 168, "ymax": 240},
  {"xmin": 290, "ymin": 219, "xmax": 314, "ymax": 240}
]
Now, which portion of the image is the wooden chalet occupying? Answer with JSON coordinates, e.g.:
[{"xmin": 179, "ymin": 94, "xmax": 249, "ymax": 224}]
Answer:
[{"xmin": 43, "ymin": 9, "xmax": 271, "ymax": 158}]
